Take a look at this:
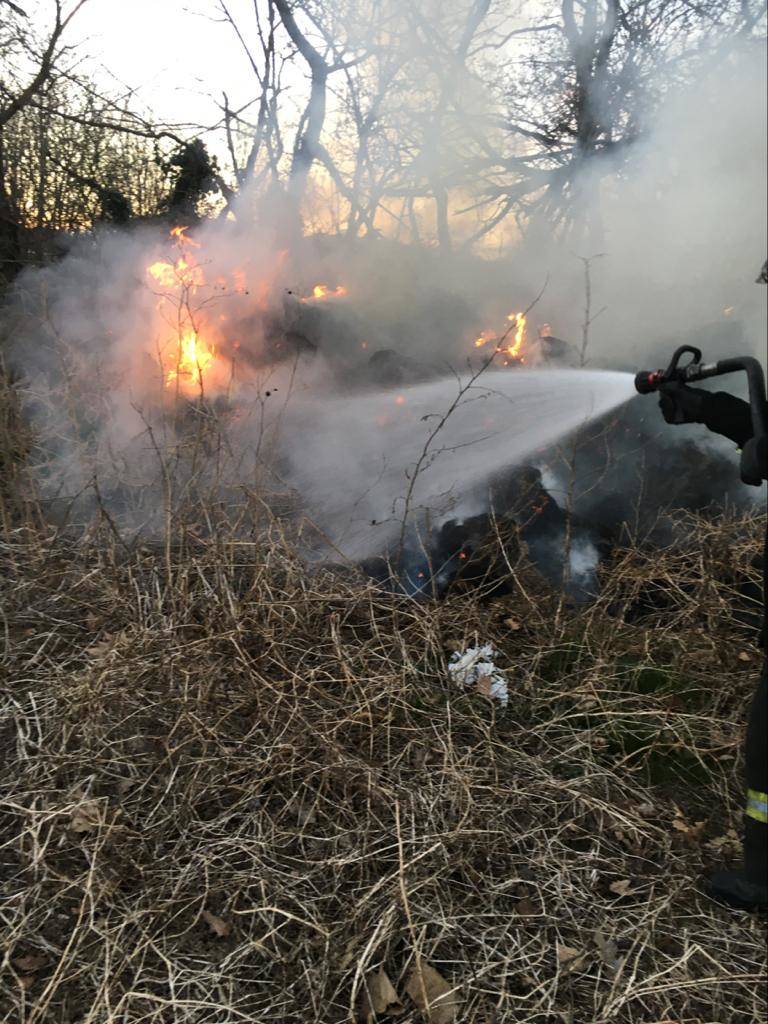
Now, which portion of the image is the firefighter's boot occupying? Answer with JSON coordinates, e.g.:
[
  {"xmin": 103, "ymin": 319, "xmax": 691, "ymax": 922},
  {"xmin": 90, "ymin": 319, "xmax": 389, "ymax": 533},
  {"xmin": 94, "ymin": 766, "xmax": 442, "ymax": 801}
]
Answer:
[{"xmin": 709, "ymin": 671, "xmax": 767, "ymax": 911}]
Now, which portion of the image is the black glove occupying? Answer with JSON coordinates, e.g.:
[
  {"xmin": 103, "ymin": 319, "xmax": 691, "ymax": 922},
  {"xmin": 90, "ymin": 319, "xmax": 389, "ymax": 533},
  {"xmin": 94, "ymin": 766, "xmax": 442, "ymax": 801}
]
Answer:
[{"xmin": 657, "ymin": 381, "xmax": 708, "ymax": 425}]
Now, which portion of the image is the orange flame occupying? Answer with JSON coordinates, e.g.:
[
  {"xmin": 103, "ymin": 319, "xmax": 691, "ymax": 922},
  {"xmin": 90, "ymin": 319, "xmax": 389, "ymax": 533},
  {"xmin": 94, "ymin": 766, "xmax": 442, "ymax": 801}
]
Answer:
[
  {"xmin": 474, "ymin": 329, "xmax": 497, "ymax": 348},
  {"xmin": 505, "ymin": 312, "xmax": 526, "ymax": 358},
  {"xmin": 472, "ymin": 312, "xmax": 527, "ymax": 361},
  {"xmin": 308, "ymin": 284, "xmax": 348, "ymax": 301},
  {"xmin": 146, "ymin": 226, "xmax": 234, "ymax": 396},
  {"xmin": 170, "ymin": 225, "xmax": 201, "ymax": 248},
  {"xmin": 147, "ymin": 260, "xmax": 177, "ymax": 287},
  {"xmin": 147, "ymin": 255, "xmax": 204, "ymax": 289},
  {"xmin": 166, "ymin": 330, "xmax": 216, "ymax": 390}
]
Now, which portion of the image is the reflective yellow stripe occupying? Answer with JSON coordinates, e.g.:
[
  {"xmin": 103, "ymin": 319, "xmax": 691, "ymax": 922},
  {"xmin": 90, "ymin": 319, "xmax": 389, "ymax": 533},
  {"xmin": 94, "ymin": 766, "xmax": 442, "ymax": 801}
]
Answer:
[{"xmin": 746, "ymin": 789, "xmax": 768, "ymax": 824}]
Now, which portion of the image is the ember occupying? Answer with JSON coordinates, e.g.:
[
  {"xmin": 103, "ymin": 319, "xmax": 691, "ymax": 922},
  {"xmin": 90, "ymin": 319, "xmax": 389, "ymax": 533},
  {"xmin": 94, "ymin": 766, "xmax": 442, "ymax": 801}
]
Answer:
[{"xmin": 308, "ymin": 284, "xmax": 348, "ymax": 301}]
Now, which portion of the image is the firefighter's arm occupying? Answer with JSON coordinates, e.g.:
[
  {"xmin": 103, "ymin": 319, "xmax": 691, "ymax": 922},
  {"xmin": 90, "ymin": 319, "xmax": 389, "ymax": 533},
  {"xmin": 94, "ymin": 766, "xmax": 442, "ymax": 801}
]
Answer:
[
  {"xmin": 656, "ymin": 383, "xmax": 751, "ymax": 443},
  {"xmin": 699, "ymin": 391, "xmax": 755, "ymax": 448}
]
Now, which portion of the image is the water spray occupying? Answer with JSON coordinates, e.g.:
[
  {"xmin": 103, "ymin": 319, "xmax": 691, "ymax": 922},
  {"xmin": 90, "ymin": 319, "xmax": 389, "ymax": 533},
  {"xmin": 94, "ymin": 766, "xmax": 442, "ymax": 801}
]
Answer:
[{"xmin": 635, "ymin": 344, "xmax": 767, "ymax": 485}]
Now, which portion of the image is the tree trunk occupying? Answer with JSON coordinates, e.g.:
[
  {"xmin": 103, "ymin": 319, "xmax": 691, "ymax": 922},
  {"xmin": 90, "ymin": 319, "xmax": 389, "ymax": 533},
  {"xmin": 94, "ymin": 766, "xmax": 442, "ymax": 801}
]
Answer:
[{"xmin": 0, "ymin": 129, "xmax": 22, "ymax": 283}]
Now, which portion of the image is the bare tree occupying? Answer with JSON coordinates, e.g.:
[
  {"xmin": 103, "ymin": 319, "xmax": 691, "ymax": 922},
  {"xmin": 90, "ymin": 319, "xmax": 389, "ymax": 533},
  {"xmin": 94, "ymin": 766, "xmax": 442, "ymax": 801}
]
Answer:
[
  {"xmin": 0, "ymin": 0, "xmax": 89, "ymax": 129},
  {"xmin": 0, "ymin": 1, "xmax": 90, "ymax": 277},
  {"xmin": 467, "ymin": 0, "xmax": 767, "ymax": 247}
]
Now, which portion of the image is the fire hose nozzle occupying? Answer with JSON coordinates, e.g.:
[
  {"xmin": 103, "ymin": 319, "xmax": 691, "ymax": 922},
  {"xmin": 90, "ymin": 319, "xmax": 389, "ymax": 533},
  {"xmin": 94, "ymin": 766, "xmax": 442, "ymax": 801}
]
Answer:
[
  {"xmin": 634, "ymin": 369, "xmax": 665, "ymax": 394},
  {"xmin": 635, "ymin": 345, "xmax": 704, "ymax": 394},
  {"xmin": 635, "ymin": 345, "xmax": 767, "ymax": 487}
]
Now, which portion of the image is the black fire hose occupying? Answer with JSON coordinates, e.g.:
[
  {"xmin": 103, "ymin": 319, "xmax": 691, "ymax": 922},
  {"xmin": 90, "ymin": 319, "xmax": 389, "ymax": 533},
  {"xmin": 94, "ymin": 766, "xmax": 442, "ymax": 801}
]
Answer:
[{"xmin": 635, "ymin": 344, "xmax": 767, "ymax": 486}]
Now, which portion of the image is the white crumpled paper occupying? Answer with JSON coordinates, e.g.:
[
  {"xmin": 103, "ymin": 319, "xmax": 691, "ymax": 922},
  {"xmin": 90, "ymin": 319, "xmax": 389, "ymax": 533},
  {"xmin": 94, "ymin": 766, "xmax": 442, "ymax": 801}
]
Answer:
[{"xmin": 448, "ymin": 644, "xmax": 509, "ymax": 706}]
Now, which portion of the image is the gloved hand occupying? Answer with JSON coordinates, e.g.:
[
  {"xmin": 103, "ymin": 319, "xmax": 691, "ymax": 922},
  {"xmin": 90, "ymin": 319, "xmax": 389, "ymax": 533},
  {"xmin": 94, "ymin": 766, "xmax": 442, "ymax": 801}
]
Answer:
[{"xmin": 657, "ymin": 381, "xmax": 708, "ymax": 425}]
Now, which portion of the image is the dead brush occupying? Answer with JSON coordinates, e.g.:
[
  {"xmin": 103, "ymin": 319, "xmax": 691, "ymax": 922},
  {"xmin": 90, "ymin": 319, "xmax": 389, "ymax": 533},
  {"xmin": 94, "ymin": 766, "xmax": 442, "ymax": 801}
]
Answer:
[{"xmin": 0, "ymin": 488, "xmax": 766, "ymax": 1023}]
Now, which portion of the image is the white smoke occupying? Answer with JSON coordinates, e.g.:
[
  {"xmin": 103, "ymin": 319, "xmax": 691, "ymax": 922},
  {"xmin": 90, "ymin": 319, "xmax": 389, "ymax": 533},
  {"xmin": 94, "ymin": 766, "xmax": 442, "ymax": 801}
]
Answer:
[{"xmin": 3, "ymin": 39, "xmax": 765, "ymax": 553}]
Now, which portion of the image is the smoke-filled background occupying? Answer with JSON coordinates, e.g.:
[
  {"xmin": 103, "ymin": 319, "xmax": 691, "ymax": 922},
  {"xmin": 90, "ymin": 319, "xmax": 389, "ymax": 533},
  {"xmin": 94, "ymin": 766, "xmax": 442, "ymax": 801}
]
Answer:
[{"xmin": 1, "ymin": 1, "xmax": 765, "ymax": 578}]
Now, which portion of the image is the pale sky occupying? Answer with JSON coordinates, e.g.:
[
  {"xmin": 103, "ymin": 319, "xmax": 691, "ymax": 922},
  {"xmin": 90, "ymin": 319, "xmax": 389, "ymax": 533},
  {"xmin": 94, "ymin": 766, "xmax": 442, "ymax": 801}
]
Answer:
[{"xmin": 27, "ymin": 0, "xmax": 283, "ymax": 141}]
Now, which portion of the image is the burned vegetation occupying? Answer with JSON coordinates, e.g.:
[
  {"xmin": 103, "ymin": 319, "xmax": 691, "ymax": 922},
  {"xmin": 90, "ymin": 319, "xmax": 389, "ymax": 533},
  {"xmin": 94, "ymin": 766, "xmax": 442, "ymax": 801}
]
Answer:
[
  {"xmin": 1, "ymin": 0, "xmax": 767, "ymax": 1020},
  {"xmin": 1, "ymin": 229, "xmax": 766, "ymax": 1022}
]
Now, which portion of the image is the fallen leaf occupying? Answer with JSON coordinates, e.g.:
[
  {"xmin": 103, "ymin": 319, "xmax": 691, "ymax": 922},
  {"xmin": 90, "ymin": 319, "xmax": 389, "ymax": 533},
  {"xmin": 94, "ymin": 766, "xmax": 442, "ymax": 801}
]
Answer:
[
  {"xmin": 201, "ymin": 910, "xmax": 232, "ymax": 938},
  {"xmin": 556, "ymin": 943, "xmax": 580, "ymax": 963},
  {"xmin": 672, "ymin": 816, "xmax": 705, "ymax": 842},
  {"xmin": 608, "ymin": 879, "xmax": 633, "ymax": 897},
  {"xmin": 556, "ymin": 944, "xmax": 588, "ymax": 973},
  {"xmin": 85, "ymin": 634, "xmax": 115, "ymax": 657},
  {"xmin": 475, "ymin": 676, "xmax": 493, "ymax": 698},
  {"xmin": 357, "ymin": 967, "xmax": 405, "ymax": 1021},
  {"xmin": 706, "ymin": 828, "xmax": 740, "ymax": 854},
  {"xmin": 405, "ymin": 960, "xmax": 461, "ymax": 1023},
  {"xmin": 17, "ymin": 974, "xmax": 35, "ymax": 991},
  {"xmin": 504, "ymin": 617, "xmax": 522, "ymax": 631},
  {"xmin": 737, "ymin": 651, "xmax": 752, "ymax": 662},
  {"xmin": 339, "ymin": 937, "xmax": 359, "ymax": 971},
  {"xmin": 70, "ymin": 799, "xmax": 102, "ymax": 834},
  {"xmin": 593, "ymin": 930, "xmax": 619, "ymax": 970},
  {"xmin": 13, "ymin": 953, "xmax": 46, "ymax": 973}
]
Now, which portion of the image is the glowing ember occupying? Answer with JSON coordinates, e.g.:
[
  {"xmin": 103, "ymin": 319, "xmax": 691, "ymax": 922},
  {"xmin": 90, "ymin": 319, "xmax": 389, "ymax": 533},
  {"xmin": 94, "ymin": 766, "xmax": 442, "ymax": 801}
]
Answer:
[
  {"xmin": 309, "ymin": 284, "xmax": 348, "ymax": 300},
  {"xmin": 474, "ymin": 330, "xmax": 497, "ymax": 348},
  {"xmin": 166, "ymin": 330, "xmax": 216, "ymax": 390}
]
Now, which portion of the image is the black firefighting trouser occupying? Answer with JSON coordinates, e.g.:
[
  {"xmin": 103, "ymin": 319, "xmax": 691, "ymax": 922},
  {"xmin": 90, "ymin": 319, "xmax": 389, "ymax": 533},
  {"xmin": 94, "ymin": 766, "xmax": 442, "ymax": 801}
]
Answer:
[{"xmin": 744, "ymin": 666, "xmax": 768, "ymax": 886}]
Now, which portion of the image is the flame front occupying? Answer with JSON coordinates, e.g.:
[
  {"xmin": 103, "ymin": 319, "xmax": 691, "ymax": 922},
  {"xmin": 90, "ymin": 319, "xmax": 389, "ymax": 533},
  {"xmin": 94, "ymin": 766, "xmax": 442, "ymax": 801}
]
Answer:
[
  {"xmin": 473, "ymin": 311, "xmax": 527, "ymax": 362},
  {"xmin": 144, "ymin": 226, "xmax": 239, "ymax": 396},
  {"xmin": 166, "ymin": 330, "xmax": 216, "ymax": 389},
  {"xmin": 505, "ymin": 312, "xmax": 526, "ymax": 358},
  {"xmin": 147, "ymin": 255, "xmax": 204, "ymax": 290}
]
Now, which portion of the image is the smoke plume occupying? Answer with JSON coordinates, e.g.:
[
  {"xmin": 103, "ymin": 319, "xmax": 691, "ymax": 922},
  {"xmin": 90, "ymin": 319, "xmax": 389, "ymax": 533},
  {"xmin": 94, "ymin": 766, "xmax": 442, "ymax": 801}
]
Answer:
[{"xmin": 3, "ymin": 40, "xmax": 765, "ymax": 565}]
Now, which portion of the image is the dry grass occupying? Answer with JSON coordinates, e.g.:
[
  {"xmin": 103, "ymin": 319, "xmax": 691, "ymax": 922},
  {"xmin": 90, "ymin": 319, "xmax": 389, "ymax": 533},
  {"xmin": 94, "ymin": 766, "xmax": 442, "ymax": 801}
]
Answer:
[{"xmin": 0, "ymin": 498, "xmax": 766, "ymax": 1023}]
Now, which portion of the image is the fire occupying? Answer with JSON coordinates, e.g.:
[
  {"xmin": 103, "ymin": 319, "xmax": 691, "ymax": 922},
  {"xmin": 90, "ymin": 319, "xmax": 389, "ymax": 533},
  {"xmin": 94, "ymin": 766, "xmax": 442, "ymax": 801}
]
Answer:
[
  {"xmin": 308, "ymin": 284, "xmax": 348, "ymax": 300},
  {"xmin": 147, "ymin": 260, "xmax": 177, "ymax": 287},
  {"xmin": 147, "ymin": 225, "xmax": 207, "ymax": 292},
  {"xmin": 505, "ymin": 312, "xmax": 526, "ymax": 359},
  {"xmin": 165, "ymin": 330, "xmax": 216, "ymax": 390},
  {"xmin": 170, "ymin": 225, "xmax": 200, "ymax": 248},
  {"xmin": 474, "ymin": 329, "xmax": 497, "ymax": 348},
  {"xmin": 144, "ymin": 225, "xmax": 238, "ymax": 396},
  {"xmin": 147, "ymin": 255, "xmax": 204, "ymax": 290},
  {"xmin": 472, "ymin": 311, "xmax": 527, "ymax": 361}
]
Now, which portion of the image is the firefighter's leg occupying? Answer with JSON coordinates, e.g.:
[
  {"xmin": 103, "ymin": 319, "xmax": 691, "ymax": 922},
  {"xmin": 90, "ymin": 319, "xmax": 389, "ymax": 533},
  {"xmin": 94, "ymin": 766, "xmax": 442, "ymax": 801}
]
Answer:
[{"xmin": 709, "ymin": 668, "xmax": 768, "ymax": 909}]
